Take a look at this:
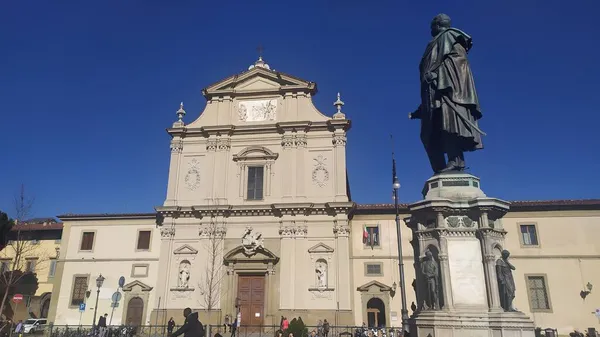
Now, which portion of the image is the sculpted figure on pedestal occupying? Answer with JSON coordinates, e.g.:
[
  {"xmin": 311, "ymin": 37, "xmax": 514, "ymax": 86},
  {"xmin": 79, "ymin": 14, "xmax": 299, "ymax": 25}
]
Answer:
[
  {"xmin": 409, "ymin": 13, "xmax": 485, "ymax": 174},
  {"xmin": 496, "ymin": 250, "xmax": 517, "ymax": 312},
  {"xmin": 421, "ymin": 250, "xmax": 440, "ymax": 310},
  {"xmin": 178, "ymin": 261, "xmax": 191, "ymax": 288}
]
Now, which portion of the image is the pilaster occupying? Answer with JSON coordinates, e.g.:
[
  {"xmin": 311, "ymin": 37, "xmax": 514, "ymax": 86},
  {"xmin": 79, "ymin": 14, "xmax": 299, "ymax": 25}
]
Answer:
[
  {"xmin": 332, "ymin": 131, "xmax": 347, "ymax": 202},
  {"xmin": 165, "ymin": 138, "xmax": 183, "ymax": 206}
]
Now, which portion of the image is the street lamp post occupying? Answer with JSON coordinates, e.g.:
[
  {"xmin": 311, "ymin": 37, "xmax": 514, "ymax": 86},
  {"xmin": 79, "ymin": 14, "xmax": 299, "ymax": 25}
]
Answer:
[
  {"xmin": 392, "ymin": 157, "xmax": 409, "ymax": 335},
  {"xmin": 92, "ymin": 274, "xmax": 105, "ymax": 331}
]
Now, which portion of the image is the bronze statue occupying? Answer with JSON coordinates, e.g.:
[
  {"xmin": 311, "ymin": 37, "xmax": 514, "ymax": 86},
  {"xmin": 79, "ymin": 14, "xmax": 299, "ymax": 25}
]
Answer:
[
  {"xmin": 421, "ymin": 250, "xmax": 440, "ymax": 310},
  {"xmin": 496, "ymin": 250, "xmax": 517, "ymax": 312},
  {"xmin": 409, "ymin": 14, "xmax": 485, "ymax": 174}
]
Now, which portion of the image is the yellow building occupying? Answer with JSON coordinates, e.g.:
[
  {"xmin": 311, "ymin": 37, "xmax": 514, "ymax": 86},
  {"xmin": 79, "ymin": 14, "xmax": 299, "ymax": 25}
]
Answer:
[{"xmin": 0, "ymin": 218, "xmax": 61, "ymax": 320}]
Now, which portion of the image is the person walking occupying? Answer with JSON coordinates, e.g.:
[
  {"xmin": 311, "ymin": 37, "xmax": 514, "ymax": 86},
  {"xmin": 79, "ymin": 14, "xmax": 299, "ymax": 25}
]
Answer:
[
  {"xmin": 167, "ymin": 317, "xmax": 176, "ymax": 335},
  {"xmin": 170, "ymin": 308, "xmax": 204, "ymax": 337},
  {"xmin": 98, "ymin": 313, "xmax": 108, "ymax": 337}
]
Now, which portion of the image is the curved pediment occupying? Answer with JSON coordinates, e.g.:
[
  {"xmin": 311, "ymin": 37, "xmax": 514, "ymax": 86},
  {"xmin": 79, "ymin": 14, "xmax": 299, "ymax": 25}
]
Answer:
[
  {"xmin": 357, "ymin": 280, "xmax": 392, "ymax": 292},
  {"xmin": 223, "ymin": 245, "xmax": 280, "ymax": 265},
  {"xmin": 232, "ymin": 146, "xmax": 279, "ymax": 162}
]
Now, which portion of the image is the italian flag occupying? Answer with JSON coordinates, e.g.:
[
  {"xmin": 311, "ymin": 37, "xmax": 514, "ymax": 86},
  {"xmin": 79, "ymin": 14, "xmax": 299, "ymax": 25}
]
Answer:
[{"xmin": 362, "ymin": 225, "xmax": 368, "ymax": 243}]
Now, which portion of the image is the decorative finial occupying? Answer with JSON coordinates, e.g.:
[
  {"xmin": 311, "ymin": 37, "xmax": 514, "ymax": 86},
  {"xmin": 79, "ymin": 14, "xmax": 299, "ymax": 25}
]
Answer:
[
  {"xmin": 172, "ymin": 102, "xmax": 186, "ymax": 127},
  {"xmin": 248, "ymin": 45, "xmax": 271, "ymax": 70},
  {"xmin": 332, "ymin": 92, "xmax": 346, "ymax": 120}
]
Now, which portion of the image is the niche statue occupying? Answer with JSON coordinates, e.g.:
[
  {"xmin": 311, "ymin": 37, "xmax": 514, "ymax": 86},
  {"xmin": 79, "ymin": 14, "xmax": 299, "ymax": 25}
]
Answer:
[
  {"xmin": 496, "ymin": 250, "xmax": 517, "ymax": 311},
  {"xmin": 421, "ymin": 250, "xmax": 440, "ymax": 310},
  {"xmin": 409, "ymin": 13, "xmax": 485, "ymax": 174}
]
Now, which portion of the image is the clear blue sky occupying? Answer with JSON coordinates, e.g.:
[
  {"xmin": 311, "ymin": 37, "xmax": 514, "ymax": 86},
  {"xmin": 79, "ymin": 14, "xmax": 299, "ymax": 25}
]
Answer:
[{"xmin": 1, "ymin": 1, "xmax": 599, "ymax": 218}]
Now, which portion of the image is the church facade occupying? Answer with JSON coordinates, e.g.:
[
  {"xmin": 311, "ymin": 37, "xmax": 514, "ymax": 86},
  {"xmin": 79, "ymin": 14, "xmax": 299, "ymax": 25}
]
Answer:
[{"xmin": 47, "ymin": 59, "xmax": 600, "ymax": 334}]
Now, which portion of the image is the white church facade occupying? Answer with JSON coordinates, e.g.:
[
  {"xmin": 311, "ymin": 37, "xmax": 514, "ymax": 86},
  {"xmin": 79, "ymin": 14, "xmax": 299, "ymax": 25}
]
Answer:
[{"xmin": 47, "ymin": 58, "xmax": 600, "ymax": 334}]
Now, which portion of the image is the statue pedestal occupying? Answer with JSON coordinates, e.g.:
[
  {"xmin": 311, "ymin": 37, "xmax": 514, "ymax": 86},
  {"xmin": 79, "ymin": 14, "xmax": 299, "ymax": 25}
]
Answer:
[{"xmin": 406, "ymin": 173, "xmax": 535, "ymax": 337}]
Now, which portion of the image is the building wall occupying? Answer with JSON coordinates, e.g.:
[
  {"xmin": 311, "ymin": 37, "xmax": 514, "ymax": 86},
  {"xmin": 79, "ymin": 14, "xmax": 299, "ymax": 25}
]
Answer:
[
  {"xmin": 0, "ymin": 229, "xmax": 61, "ymax": 320},
  {"xmin": 351, "ymin": 209, "xmax": 600, "ymax": 333},
  {"xmin": 50, "ymin": 217, "xmax": 159, "ymax": 326}
]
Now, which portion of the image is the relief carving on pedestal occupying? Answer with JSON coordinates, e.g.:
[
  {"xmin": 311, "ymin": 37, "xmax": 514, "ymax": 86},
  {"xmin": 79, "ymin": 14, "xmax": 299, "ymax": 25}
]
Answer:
[{"xmin": 312, "ymin": 155, "xmax": 329, "ymax": 188}]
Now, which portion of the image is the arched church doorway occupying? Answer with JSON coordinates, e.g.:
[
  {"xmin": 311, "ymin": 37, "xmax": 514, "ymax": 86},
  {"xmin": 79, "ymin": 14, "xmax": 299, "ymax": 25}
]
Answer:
[
  {"xmin": 125, "ymin": 297, "xmax": 144, "ymax": 326},
  {"xmin": 366, "ymin": 297, "xmax": 386, "ymax": 328},
  {"xmin": 40, "ymin": 298, "xmax": 50, "ymax": 318}
]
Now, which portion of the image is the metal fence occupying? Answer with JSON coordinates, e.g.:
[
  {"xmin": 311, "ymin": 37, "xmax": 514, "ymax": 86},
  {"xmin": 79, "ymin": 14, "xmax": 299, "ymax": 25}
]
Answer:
[{"xmin": 41, "ymin": 325, "xmax": 403, "ymax": 337}]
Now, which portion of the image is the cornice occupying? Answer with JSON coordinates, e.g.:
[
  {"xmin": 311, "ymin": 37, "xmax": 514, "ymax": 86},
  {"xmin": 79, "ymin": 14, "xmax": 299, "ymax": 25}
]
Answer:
[{"xmin": 155, "ymin": 202, "xmax": 356, "ymax": 219}]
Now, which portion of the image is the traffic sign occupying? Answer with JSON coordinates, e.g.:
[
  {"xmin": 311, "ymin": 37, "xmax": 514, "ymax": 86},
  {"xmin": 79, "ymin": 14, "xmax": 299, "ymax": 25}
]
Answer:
[
  {"xmin": 111, "ymin": 292, "xmax": 122, "ymax": 303},
  {"xmin": 79, "ymin": 303, "xmax": 86, "ymax": 312},
  {"xmin": 12, "ymin": 294, "xmax": 23, "ymax": 304},
  {"xmin": 595, "ymin": 308, "xmax": 600, "ymax": 318}
]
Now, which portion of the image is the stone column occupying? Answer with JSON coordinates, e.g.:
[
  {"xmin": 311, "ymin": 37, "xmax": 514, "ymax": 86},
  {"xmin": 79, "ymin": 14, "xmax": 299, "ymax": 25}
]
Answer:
[
  {"xmin": 165, "ymin": 138, "xmax": 183, "ymax": 206},
  {"xmin": 483, "ymin": 253, "xmax": 502, "ymax": 312},
  {"xmin": 437, "ymin": 235, "xmax": 454, "ymax": 311},
  {"xmin": 157, "ymin": 224, "xmax": 176, "ymax": 310}
]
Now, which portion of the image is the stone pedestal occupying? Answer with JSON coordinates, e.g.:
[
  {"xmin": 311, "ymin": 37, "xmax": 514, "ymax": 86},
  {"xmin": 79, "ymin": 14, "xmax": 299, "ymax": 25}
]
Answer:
[{"xmin": 406, "ymin": 173, "xmax": 535, "ymax": 337}]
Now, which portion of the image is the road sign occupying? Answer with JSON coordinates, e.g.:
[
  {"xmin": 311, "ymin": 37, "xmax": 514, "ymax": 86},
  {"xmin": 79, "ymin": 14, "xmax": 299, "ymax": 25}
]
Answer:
[
  {"xmin": 111, "ymin": 291, "xmax": 122, "ymax": 303},
  {"xmin": 595, "ymin": 308, "xmax": 600, "ymax": 318},
  {"xmin": 12, "ymin": 294, "xmax": 23, "ymax": 303},
  {"xmin": 79, "ymin": 303, "xmax": 86, "ymax": 312},
  {"xmin": 118, "ymin": 276, "xmax": 125, "ymax": 288}
]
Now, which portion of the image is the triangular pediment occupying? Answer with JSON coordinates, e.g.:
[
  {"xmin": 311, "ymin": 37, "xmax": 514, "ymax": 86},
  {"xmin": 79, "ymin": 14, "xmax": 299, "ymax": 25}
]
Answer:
[
  {"xmin": 357, "ymin": 280, "xmax": 392, "ymax": 292},
  {"xmin": 308, "ymin": 242, "xmax": 334, "ymax": 254},
  {"xmin": 173, "ymin": 244, "xmax": 198, "ymax": 255},
  {"xmin": 123, "ymin": 280, "xmax": 153, "ymax": 292},
  {"xmin": 223, "ymin": 245, "xmax": 279, "ymax": 265},
  {"xmin": 202, "ymin": 67, "xmax": 316, "ymax": 99}
]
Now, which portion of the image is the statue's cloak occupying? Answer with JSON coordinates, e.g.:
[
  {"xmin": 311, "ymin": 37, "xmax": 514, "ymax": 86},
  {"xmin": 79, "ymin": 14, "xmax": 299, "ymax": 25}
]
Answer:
[{"xmin": 418, "ymin": 28, "xmax": 484, "ymax": 152}]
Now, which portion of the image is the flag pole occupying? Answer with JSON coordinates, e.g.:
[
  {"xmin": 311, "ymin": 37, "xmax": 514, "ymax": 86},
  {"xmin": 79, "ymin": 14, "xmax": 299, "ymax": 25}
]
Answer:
[{"xmin": 390, "ymin": 135, "xmax": 409, "ymax": 335}]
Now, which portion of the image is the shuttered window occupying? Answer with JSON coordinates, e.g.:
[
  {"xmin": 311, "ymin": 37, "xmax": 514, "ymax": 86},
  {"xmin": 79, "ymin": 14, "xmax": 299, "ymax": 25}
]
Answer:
[
  {"xmin": 137, "ymin": 231, "xmax": 151, "ymax": 250},
  {"xmin": 80, "ymin": 232, "xmax": 95, "ymax": 251}
]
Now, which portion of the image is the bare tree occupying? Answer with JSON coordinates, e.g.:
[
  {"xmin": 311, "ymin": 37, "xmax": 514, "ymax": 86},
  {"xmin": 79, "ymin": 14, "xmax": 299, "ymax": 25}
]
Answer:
[
  {"xmin": 197, "ymin": 199, "xmax": 227, "ymax": 323},
  {"xmin": 0, "ymin": 185, "xmax": 48, "ymax": 320}
]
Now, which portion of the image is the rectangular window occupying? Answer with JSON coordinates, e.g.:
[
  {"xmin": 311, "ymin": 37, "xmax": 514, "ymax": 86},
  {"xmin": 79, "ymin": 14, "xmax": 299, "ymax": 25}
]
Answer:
[
  {"xmin": 527, "ymin": 276, "xmax": 551, "ymax": 311},
  {"xmin": 364, "ymin": 226, "xmax": 380, "ymax": 247},
  {"xmin": 80, "ymin": 232, "xmax": 95, "ymax": 251},
  {"xmin": 247, "ymin": 166, "xmax": 264, "ymax": 200},
  {"xmin": 520, "ymin": 224, "xmax": 539, "ymax": 246},
  {"xmin": 25, "ymin": 260, "xmax": 36, "ymax": 273},
  {"xmin": 48, "ymin": 260, "xmax": 57, "ymax": 277},
  {"xmin": 365, "ymin": 263, "xmax": 383, "ymax": 276},
  {"xmin": 71, "ymin": 276, "xmax": 88, "ymax": 306},
  {"xmin": 136, "ymin": 231, "xmax": 151, "ymax": 250},
  {"xmin": 0, "ymin": 261, "xmax": 10, "ymax": 273}
]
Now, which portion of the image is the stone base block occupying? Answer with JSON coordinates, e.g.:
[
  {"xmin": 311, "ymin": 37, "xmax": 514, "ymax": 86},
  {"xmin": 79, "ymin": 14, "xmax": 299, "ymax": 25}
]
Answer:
[{"xmin": 409, "ymin": 310, "xmax": 535, "ymax": 337}]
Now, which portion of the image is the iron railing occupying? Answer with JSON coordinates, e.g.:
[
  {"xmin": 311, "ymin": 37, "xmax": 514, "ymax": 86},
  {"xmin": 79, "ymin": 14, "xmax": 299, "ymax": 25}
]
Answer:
[{"xmin": 42, "ymin": 325, "xmax": 404, "ymax": 337}]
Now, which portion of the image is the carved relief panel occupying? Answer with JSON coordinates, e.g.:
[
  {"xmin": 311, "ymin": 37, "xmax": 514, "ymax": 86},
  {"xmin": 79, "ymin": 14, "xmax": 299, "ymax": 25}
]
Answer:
[{"xmin": 238, "ymin": 99, "xmax": 278, "ymax": 122}]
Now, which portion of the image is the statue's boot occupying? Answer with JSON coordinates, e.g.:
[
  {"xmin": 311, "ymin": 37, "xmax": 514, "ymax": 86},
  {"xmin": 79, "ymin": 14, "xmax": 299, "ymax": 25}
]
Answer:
[{"xmin": 439, "ymin": 162, "xmax": 464, "ymax": 173}]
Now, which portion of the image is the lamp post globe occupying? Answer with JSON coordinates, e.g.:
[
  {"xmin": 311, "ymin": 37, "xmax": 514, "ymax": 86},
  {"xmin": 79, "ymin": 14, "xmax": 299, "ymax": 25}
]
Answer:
[
  {"xmin": 96, "ymin": 274, "xmax": 105, "ymax": 288},
  {"xmin": 92, "ymin": 274, "xmax": 104, "ymax": 331},
  {"xmin": 393, "ymin": 180, "xmax": 401, "ymax": 190}
]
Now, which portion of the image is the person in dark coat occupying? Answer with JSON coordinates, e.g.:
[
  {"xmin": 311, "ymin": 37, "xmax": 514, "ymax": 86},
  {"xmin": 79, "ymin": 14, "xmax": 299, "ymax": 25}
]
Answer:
[
  {"xmin": 168, "ymin": 317, "xmax": 176, "ymax": 334},
  {"xmin": 171, "ymin": 308, "xmax": 204, "ymax": 337}
]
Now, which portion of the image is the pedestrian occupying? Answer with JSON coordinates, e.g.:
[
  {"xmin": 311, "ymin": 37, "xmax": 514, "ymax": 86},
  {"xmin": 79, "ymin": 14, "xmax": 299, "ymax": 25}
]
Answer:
[
  {"xmin": 170, "ymin": 308, "xmax": 205, "ymax": 337},
  {"xmin": 14, "ymin": 320, "xmax": 23, "ymax": 337},
  {"xmin": 167, "ymin": 317, "xmax": 176, "ymax": 335},
  {"xmin": 98, "ymin": 313, "xmax": 108, "ymax": 337},
  {"xmin": 322, "ymin": 320, "xmax": 330, "ymax": 337}
]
